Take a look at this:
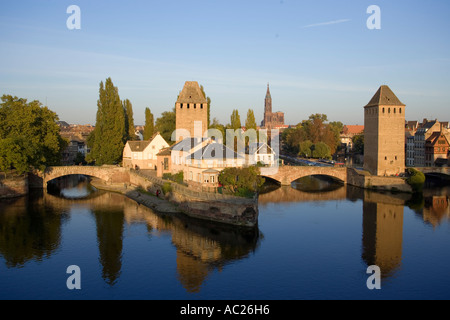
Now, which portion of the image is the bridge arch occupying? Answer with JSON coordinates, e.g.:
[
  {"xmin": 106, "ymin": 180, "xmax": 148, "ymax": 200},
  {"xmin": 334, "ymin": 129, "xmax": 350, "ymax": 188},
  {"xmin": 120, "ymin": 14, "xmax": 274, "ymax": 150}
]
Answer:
[
  {"xmin": 290, "ymin": 173, "xmax": 346, "ymax": 185},
  {"xmin": 43, "ymin": 166, "xmax": 130, "ymax": 189},
  {"xmin": 261, "ymin": 166, "xmax": 348, "ymax": 187}
]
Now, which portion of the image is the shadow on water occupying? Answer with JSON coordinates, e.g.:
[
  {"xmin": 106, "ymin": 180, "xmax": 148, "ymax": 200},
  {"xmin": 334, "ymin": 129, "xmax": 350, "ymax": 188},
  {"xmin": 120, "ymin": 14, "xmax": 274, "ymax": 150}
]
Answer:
[{"xmin": 0, "ymin": 175, "xmax": 261, "ymax": 292}]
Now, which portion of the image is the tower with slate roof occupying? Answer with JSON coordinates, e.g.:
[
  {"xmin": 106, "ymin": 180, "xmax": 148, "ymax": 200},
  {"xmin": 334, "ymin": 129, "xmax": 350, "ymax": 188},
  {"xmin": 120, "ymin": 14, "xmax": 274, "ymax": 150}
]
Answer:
[{"xmin": 364, "ymin": 85, "xmax": 406, "ymax": 176}]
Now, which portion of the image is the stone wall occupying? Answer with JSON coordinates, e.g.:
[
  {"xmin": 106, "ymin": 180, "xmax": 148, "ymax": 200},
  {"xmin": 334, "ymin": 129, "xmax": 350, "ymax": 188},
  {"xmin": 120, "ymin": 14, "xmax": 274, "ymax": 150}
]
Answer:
[
  {"xmin": 347, "ymin": 168, "xmax": 413, "ymax": 193},
  {"xmin": 129, "ymin": 170, "xmax": 258, "ymax": 228},
  {"xmin": 0, "ymin": 174, "xmax": 28, "ymax": 199}
]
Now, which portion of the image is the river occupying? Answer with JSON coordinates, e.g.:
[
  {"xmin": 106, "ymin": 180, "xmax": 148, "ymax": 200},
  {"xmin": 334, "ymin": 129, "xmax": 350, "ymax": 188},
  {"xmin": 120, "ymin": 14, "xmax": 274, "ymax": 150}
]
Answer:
[{"xmin": 0, "ymin": 175, "xmax": 449, "ymax": 300}]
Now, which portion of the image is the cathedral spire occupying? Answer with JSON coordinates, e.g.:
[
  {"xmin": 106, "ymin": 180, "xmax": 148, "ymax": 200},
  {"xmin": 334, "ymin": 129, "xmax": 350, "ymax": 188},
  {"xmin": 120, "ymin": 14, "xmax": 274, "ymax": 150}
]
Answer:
[{"xmin": 266, "ymin": 83, "xmax": 271, "ymax": 99}]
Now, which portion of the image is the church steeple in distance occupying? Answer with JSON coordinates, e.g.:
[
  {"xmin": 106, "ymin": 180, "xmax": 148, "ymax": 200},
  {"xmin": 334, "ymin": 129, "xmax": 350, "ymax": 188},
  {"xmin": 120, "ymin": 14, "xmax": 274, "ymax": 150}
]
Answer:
[{"xmin": 265, "ymin": 83, "xmax": 272, "ymax": 114}]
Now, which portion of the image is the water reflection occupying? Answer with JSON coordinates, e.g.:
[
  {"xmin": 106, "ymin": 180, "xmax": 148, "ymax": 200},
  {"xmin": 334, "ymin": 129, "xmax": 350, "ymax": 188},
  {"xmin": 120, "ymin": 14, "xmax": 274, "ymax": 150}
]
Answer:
[
  {"xmin": 361, "ymin": 191, "xmax": 405, "ymax": 278},
  {"xmin": 1, "ymin": 174, "xmax": 448, "ymax": 295},
  {"xmin": 260, "ymin": 176, "xmax": 449, "ymax": 280},
  {"xmin": 0, "ymin": 193, "xmax": 68, "ymax": 268},
  {"xmin": 416, "ymin": 187, "xmax": 450, "ymax": 228},
  {"xmin": 48, "ymin": 175, "xmax": 96, "ymax": 199},
  {"xmin": 93, "ymin": 208, "xmax": 124, "ymax": 286},
  {"xmin": 0, "ymin": 177, "xmax": 260, "ymax": 291}
]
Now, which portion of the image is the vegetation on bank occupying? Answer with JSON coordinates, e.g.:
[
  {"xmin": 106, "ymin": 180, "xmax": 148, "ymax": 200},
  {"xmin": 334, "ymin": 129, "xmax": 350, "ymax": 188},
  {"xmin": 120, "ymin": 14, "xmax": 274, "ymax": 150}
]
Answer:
[
  {"xmin": 163, "ymin": 171, "xmax": 185, "ymax": 185},
  {"xmin": 406, "ymin": 168, "xmax": 426, "ymax": 192},
  {"xmin": 282, "ymin": 114, "xmax": 343, "ymax": 159},
  {"xmin": 0, "ymin": 95, "xmax": 67, "ymax": 174},
  {"xmin": 218, "ymin": 166, "xmax": 265, "ymax": 198}
]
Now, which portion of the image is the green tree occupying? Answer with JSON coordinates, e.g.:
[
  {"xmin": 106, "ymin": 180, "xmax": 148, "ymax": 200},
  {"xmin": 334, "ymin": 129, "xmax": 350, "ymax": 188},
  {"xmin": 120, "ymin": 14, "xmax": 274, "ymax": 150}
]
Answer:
[
  {"xmin": 244, "ymin": 109, "xmax": 258, "ymax": 147},
  {"xmin": 209, "ymin": 117, "xmax": 226, "ymax": 144},
  {"xmin": 299, "ymin": 140, "xmax": 313, "ymax": 158},
  {"xmin": 245, "ymin": 109, "xmax": 257, "ymax": 131},
  {"xmin": 74, "ymin": 152, "xmax": 86, "ymax": 165},
  {"xmin": 352, "ymin": 133, "xmax": 364, "ymax": 154},
  {"xmin": 87, "ymin": 78, "xmax": 126, "ymax": 165},
  {"xmin": 312, "ymin": 142, "xmax": 331, "ymax": 159},
  {"xmin": 230, "ymin": 109, "xmax": 241, "ymax": 130},
  {"xmin": 0, "ymin": 137, "xmax": 32, "ymax": 174},
  {"xmin": 200, "ymin": 85, "xmax": 211, "ymax": 128},
  {"xmin": 123, "ymin": 99, "xmax": 135, "ymax": 140},
  {"xmin": 143, "ymin": 107, "xmax": 155, "ymax": 140},
  {"xmin": 406, "ymin": 168, "xmax": 425, "ymax": 192},
  {"xmin": 0, "ymin": 95, "xmax": 67, "ymax": 172},
  {"xmin": 281, "ymin": 125, "xmax": 306, "ymax": 154},
  {"xmin": 282, "ymin": 114, "xmax": 340, "ymax": 156},
  {"xmin": 218, "ymin": 166, "xmax": 265, "ymax": 197},
  {"xmin": 228, "ymin": 109, "xmax": 243, "ymax": 152},
  {"xmin": 155, "ymin": 108, "xmax": 176, "ymax": 144}
]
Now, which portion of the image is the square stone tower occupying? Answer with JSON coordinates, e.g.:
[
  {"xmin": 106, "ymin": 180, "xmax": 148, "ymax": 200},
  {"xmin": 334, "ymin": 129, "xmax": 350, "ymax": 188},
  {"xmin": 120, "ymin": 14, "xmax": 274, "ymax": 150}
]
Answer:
[
  {"xmin": 175, "ymin": 81, "xmax": 208, "ymax": 142},
  {"xmin": 364, "ymin": 85, "xmax": 406, "ymax": 176}
]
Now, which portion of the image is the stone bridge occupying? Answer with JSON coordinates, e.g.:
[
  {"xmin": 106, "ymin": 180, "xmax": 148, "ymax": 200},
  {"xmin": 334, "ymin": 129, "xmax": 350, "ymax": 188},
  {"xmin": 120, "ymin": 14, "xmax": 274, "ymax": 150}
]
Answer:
[
  {"xmin": 260, "ymin": 166, "xmax": 348, "ymax": 186},
  {"xmin": 42, "ymin": 166, "xmax": 130, "ymax": 189},
  {"xmin": 414, "ymin": 167, "xmax": 450, "ymax": 176}
]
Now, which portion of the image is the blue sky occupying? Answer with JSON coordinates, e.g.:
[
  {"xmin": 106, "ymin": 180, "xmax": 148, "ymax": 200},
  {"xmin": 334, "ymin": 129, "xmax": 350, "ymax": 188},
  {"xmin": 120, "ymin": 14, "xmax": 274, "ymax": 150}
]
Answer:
[{"xmin": 1, "ymin": 0, "xmax": 449, "ymax": 126}]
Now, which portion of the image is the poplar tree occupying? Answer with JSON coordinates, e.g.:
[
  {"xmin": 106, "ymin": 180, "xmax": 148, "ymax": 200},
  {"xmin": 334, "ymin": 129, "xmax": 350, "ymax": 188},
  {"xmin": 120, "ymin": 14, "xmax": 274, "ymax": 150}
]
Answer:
[
  {"xmin": 143, "ymin": 107, "xmax": 154, "ymax": 140},
  {"xmin": 87, "ymin": 78, "xmax": 126, "ymax": 165},
  {"xmin": 200, "ymin": 85, "xmax": 211, "ymax": 128},
  {"xmin": 123, "ymin": 99, "xmax": 135, "ymax": 140},
  {"xmin": 245, "ymin": 109, "xmax": 258, "ymax": 147},
  {"xmin": 230, "ymin": 109, "xmax": 241, "ymax": 130},
  {"xmin": 245, "ymin": 109, "xmax": 257, "ymax": 131}
]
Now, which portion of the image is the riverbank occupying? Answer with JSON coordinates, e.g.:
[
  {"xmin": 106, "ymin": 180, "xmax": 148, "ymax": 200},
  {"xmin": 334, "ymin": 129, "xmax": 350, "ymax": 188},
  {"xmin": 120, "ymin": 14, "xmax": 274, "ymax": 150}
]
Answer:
[
  {"xmin": 90, "ymin": 171, "xmax": 259, "ymax": 228},
  {"xmin": 89, "ymin": 178, "xmax": 180, "ymax": 213},
  {"xmin": 0, "ymin": 173, "xmax": 27, "ymax": 199}
]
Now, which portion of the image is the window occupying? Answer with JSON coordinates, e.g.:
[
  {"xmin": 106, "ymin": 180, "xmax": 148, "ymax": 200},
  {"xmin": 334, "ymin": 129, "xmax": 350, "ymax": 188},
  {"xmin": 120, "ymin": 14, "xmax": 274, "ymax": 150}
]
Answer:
[
  {"xmin": 388, "ymin": 108, "xmax": 391, "ymax": 114},
  {"xmin": 180, "ymin": 103, "xmax": 183, "ymax": 109},
  {"xmin": 394, "ymin": 108, "xmax": 396, "ymax": 114},
  {"xmin": 383, "ymin": 108, "xmax": 385, "ymax": 113},
  {"xmin": 399, "ymin": 108, "xmax": 402, "ymax": 114},
  {"xmin": 194, "ymin": 103, "xmax": 196, "ymax": 109},
  {"xmin": 201, "ymin": 104, "xmax": 204, "ymax": 109},
  {"xmin": 164, "ymin": 158, "xmax": 169, "ymax": 170}
]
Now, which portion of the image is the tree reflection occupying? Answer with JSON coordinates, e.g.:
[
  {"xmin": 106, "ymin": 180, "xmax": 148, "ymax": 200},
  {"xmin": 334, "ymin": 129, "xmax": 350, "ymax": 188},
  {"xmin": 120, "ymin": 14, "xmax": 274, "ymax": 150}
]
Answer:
[
  {"xmin": 0, "ymin": 195, "xmax": 67, "ymax": 268},
  {"xmin": 92, "ymin": 208, "xmax": 124, "ymax": 286}
]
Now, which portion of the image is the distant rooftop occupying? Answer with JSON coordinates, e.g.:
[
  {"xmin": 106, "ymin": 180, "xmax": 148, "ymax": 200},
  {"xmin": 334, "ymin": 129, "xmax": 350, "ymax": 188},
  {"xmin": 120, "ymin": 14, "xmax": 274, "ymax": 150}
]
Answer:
[{"xmin": 342, "ymin": 125, "xmax": 364, "ymax": 135}]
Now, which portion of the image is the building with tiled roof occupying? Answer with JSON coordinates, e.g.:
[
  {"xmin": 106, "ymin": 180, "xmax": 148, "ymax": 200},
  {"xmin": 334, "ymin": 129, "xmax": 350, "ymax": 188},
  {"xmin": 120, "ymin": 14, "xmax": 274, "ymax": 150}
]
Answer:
[
  {"xmin": 340, "ymin": 125, "xmax": 364, "ymax": 153},
  {"xmin": 122, "ymin": 132, "xmax": 169, "ymax": 170},
  {"xmin": 425, "ymin": 130, "xmax": 450, "ymax": 167}
]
